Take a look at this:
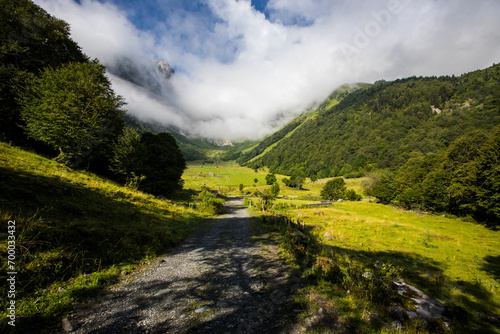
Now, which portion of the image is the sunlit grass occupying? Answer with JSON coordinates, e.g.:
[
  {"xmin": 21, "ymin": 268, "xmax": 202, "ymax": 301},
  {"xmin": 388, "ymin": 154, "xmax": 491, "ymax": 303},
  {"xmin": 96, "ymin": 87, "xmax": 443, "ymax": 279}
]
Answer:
[{"xmin": 281, "ymin": 202, "xmax": 500, "ymax": 323}]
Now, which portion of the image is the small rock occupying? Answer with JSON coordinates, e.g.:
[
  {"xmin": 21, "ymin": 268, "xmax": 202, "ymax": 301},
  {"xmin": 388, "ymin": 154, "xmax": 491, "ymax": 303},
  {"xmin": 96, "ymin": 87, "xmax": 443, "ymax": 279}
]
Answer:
[
  {"xmin": 305, "ymin": 317, "xmax": 313, "ymax": 327},
  {"xmin": 216, "ymin": 300, "xmax": 228, "ymax": 307},
  {"xmin": 62, "ymin": 318, "xmax": 73, "ymax": 332},
  {"xmin": 407, "ymin": 311, "xmax": 419, "ymax": 319},
  {"xmin": 391, "ymin": 320, "xmax": 402, "ymax": 330},
  {"xmin": 369, "ymin": 314, "xmax": 389, "ymax": 329},
  {"xmin": 153, "ymin": 289, "xmax": 172, "ymax": 298},
  {"xmin": 195, "ymin": 306, "xmax": 211, "ymax": 313},
  {"xmin": 318, "ymin": 308, "xmax": 326, "ymax": 319},
  {"xmin": 389, "ymin": 306, "xmax": 406, "ymax": 321}
]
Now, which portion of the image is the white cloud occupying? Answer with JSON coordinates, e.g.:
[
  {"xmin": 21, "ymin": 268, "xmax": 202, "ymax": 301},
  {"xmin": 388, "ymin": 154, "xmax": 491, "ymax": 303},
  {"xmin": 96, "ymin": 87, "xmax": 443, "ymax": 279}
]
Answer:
[{"xmin": 34, "ymin": 0, "xmax": 500, "ymax": 140}]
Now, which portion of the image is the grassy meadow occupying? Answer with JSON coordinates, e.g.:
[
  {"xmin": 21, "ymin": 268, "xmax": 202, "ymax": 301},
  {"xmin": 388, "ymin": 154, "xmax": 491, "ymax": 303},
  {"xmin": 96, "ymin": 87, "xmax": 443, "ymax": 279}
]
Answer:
[
  {"xmin": 185, "ymin": 161, "xmax": 500, "ymax": 332},
  {"xmin": 285, "ymin": 203, "xmax": 499, "ymax": 315},
  {"xmin": 0, "ymin": 143, "xmax": 204, "ymax": 331},
  {"xmin": 182, "ymin": 161, "xmax": 283, "ymax": 191},
  {"xmin": 3, "ymin": 151, "xmax": 499, "ymax": 332}
]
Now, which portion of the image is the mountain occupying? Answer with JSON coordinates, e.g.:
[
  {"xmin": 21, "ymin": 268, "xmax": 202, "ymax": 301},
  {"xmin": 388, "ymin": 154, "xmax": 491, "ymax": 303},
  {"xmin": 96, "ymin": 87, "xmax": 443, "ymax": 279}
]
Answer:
[
  {"xmin": 107, "ymin": 57, "xmax": 174, "ymax": 95},
  {"xmin": 222, "ymin": 83, "xmax": 371, "ymax": 164},
  {"xmin": 242, "ymin": 64, "xmax": 500, "ymax": 178},
  {"xmin": 108, "ymin": 58, "xmax": 221, "ymax": 161},
  {"xmin": 124, "ymin": 115, "xmax": 217, "ymax": 161}
]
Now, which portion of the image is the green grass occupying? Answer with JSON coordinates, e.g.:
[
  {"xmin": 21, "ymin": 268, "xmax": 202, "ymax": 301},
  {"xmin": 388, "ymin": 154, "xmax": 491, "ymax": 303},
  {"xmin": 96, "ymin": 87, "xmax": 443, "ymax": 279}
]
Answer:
[
  {"xmin": 0, "ymin": 142, "xmax": 204, "ymax": 332},
  {"xmin": 184, "ymin": 162, "xmax": 500, "ymax": 332},
  {"xmin": 183, "ymin": 161, "xmax": 284, "ymax": 191},
  {"xmin": 280, "ymin": 202, "xmax": 500, "ymax": 333}
]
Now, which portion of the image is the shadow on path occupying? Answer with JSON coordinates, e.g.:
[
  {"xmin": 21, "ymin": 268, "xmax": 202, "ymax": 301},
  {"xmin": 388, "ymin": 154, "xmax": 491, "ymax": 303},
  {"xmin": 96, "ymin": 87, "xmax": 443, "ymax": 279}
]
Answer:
[{"xmin": 65, "ymin": 198, "xmax": 302, "ymax": 334}]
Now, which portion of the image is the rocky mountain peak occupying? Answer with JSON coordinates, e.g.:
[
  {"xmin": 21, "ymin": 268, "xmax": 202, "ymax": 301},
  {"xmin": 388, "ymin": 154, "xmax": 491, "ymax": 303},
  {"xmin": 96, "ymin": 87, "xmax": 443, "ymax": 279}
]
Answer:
[{"xmin": 156, "ymin": 59, "xmax": 175, "ymax": 79}]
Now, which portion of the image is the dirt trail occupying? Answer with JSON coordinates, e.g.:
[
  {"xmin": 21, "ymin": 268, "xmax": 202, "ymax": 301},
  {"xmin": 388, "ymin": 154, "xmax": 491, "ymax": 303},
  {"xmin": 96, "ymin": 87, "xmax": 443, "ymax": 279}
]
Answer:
[{"xmin": 61, "ymin": 198, "xmax": 301, "ymax": 333}]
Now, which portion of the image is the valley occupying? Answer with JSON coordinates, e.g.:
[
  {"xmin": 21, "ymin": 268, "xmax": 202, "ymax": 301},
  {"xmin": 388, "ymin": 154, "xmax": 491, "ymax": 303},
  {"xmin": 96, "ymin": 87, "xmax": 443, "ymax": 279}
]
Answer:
[{"xmin": 1, "ymin": 1, "xmax": 500, "ymax": 332}]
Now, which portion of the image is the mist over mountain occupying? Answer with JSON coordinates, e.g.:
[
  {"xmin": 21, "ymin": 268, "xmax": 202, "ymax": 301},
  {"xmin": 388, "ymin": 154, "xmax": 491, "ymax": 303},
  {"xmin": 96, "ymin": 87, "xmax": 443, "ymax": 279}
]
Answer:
[
  {"xmin": 33, "ymin": 0, "xmax": 500, "ymax": 141},
  {"xmin": 107, "ymin": 58, "xmax": 174, "ymax": 96}
]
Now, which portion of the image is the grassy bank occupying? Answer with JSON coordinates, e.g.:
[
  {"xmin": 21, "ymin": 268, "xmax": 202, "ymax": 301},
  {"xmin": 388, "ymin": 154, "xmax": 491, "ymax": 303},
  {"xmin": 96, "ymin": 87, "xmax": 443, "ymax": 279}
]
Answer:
[{"xmin": 0, "ymin": 143, "xmax": 203, "ymax": 332}]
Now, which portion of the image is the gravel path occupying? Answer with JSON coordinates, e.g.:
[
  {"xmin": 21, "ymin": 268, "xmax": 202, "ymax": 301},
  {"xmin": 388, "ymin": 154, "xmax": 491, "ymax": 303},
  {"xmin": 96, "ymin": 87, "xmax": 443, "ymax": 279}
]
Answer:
[{"xmin": 62, "ymin": 198, "xmax": 302, "ymax": 333}]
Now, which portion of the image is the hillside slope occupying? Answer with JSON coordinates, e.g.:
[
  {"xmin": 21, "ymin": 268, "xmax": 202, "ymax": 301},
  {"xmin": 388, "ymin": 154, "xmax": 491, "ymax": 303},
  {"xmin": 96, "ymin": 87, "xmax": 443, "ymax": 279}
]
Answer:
[
  {"xmin": 0, "ymin": 143, "xmax": 201, "ymax": 331},
  {"xmin": 227, "ymin": 83, "xmax": 371, "ymax": 165},
  {"xmin": 248, "ymin": 64, "xmax": 500, "ymax": 177}
]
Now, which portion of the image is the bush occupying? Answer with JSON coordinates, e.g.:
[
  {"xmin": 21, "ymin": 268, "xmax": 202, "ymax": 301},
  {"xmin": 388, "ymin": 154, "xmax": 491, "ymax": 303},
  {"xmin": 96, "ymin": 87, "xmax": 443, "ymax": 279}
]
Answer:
[
  {"xmin": 196, "ymin": 188, "xmax": 225, "ymax": 214},
  {"xmin": 345, "ymin": 189, "xmax": 362, "ymax": 201},
  {"xmin": 365, "ymin": 170, "xmax": 397, "ymax": 204},
  {"xmin": 265, "ymin": 173, "xmax": 277, "ymax": 185},
  {"xmin": 321, "ymin": 178, "xmax": 346, "ymax": 201}
]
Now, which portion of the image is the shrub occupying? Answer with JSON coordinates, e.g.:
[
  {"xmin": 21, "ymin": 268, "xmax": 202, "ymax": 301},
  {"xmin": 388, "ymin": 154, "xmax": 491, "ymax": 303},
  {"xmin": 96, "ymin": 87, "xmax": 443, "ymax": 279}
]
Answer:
[
  {"xmin": 196, "ymin": 188, "xmax": 225, "ymax": 214},
  {"xmin": 265, "ymin": 173, "xmax": 277, "ymax": 185},
  {"xmin": 321, "ymin": 178, "xmax": 346, "ymax": 201}
]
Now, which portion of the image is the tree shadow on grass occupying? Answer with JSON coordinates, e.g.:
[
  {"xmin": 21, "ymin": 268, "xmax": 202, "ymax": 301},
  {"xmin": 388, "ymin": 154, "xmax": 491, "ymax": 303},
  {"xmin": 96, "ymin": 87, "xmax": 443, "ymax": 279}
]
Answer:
[
  {"xmin": 0, "ymin": 165, "xmax": 200, "ymax": 333},
  {"xmin": 481, "ymin": 255, "xmax": 500, "ymax": 282},
  {"xmin": 319, "ymin": 242, "xmax": 500, "ymax": 332}
]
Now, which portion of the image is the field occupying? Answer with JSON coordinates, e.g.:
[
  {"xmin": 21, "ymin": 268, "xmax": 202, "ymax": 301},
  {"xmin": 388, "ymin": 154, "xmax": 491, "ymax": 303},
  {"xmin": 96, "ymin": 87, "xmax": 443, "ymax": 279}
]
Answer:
[
  {"xmin": 284, "ymin": 203, "xmax": 499, "ymax": 316},
  {"xmin": 182, "ymin": 161, "xmax": 365, "ymax": 196},
  {"xmin": 183, "ymin": 161, "xmax": 281, "ymax": 191},
  {"xmin": 3, "ymin": 152, "xmax": 499, "ymax": 332},
  {"xmin": 185, "ymin": 161, "xmax": 500, "ymax": 332}
]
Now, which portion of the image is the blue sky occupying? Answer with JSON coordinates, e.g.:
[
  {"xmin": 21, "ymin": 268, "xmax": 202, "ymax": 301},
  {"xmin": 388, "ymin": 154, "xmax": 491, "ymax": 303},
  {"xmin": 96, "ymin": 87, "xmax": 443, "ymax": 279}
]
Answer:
[{"xmin": 35, "ymin": 0, "xmax": 500, "ymax": 140}]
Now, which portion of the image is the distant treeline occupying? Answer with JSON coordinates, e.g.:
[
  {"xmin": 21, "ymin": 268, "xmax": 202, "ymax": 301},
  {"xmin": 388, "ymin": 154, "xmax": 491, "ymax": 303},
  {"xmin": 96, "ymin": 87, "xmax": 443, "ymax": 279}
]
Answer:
[{"xmin": 0, "ymin": 0, "xmax": 185, "ymax": 196}]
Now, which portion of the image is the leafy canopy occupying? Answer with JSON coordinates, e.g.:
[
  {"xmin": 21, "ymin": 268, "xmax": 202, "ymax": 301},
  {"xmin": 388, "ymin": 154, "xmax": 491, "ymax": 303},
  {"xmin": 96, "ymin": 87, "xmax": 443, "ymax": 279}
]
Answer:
[{"xmin": 19, "ymin": 61, "xmax": 125, "ymax": 166}]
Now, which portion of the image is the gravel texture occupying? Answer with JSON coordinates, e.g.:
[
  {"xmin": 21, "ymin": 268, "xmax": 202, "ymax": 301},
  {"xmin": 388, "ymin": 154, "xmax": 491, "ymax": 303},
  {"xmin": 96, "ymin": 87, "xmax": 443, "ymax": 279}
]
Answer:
[{"xmin": 60, "ymin": 198, "xmax": 302, "ymax": 333}]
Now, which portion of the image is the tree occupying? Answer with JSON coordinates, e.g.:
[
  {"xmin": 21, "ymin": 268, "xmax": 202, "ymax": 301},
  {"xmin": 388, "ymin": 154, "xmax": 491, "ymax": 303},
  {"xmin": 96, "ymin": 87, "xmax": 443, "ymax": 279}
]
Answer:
[
  {"xmin": 295, "ymin": 176, "xmax": 304, "ymax": 189},
  {"xmin": 258, "ymin": 190, "xmax": 276, "ymax": 211},
  {"xmin": 0, "ymin": 0, "xmax": 88, "ymax": 143},
  {"xmin": 110, "ymin": 127, "xmax": 142, "ymax": 183},
  {"xmin": 265, "ymin": 173, "xmax": 277, "ymax": 185},
  {"xmin": 449, "ymin": 127, "xmax": 500, "ymax": 225},
  {"xmin": 270, "ymin": 183, "xmax": 280, "ymax": 197},
  {"xmin": 365, "ymin": 170, "xmax": 397, "ymax": 204},
  {"xmin": 19, "ymin": 61, "xmax": 125, "ymax": 167},
  {"xmin": 321, "ymin": 178, "xmax": 347, "ymax": 201},
  {"xmin": 134, "ymin": 132, "xmax": 186, "ymax": 196},
  {"xmin": 110, "ymin": 131, "xmax": 186, "ymax": 196}
]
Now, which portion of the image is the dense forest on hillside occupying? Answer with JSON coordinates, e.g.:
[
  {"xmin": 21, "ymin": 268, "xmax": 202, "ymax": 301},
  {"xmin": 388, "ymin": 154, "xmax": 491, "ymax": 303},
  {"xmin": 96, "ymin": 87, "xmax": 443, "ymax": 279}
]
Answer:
[{"xmin": 249, "ymin": 65, "xmax": 500, "ymax": 177}]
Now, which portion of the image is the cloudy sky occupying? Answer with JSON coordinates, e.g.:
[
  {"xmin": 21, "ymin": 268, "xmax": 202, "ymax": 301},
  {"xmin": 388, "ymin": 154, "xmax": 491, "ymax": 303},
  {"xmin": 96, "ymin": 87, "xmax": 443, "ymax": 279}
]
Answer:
[{"xmin": 34, "ymin": 0, "xmax": 500, "ymax": 140}]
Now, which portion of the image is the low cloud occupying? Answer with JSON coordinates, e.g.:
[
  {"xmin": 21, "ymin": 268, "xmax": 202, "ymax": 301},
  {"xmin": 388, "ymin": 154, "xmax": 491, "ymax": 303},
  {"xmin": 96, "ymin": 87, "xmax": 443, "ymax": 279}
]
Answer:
[{"xmin": 35, "ymin": 0, "xmax": 500, "ymax": 140}]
